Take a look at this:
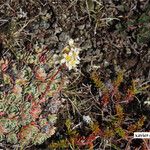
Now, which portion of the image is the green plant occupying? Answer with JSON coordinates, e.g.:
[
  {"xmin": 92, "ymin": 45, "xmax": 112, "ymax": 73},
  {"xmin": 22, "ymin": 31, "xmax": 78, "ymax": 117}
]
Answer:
[
  {"xmin": 49, "ymin": 69, "xmax": 149, "ymax": 149},
  {"xmin": 0, "ymin": 39, "xmax": 81, "ymax": 148}
]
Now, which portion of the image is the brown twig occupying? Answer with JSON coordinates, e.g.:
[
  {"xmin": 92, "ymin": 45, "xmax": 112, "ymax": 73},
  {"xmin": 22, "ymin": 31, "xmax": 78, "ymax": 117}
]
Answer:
[{"xmin": 40, "ymin": 65, "xmax": 63, "ymax": 100}]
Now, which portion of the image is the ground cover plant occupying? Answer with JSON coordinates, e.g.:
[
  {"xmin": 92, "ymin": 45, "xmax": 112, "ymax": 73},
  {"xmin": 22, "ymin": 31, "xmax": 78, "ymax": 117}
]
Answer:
[
  {"xmin": 0, "ymin": 37, "xmax": 81, "ymax": 149},
  {"xmin": 0, "ymin": 0, "xmax": 150, "ymax": 150},
  {"xmin": 48, "ymin": 70, "xmax": 149, "ymax": 149}
]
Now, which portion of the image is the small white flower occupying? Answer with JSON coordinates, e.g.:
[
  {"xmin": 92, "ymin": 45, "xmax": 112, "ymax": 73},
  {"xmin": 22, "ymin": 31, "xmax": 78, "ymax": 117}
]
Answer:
[
  {"xmin": 63, "ymin": 53, "xmax": 72, "ymax": 61},
  {"xmin": 61, "ymin": 39, "xmax": 81, "ymax": 70},
  {"xmin": 61, "ymin": 50, "xmax": 80, "ymax": 70},
  {"xmin": 83, "ymin": 115, "xmax": 92, "ymax": 124},
  {"xmin": 68, "ymin": 39, "xmax": 74, "ymax": 46}
]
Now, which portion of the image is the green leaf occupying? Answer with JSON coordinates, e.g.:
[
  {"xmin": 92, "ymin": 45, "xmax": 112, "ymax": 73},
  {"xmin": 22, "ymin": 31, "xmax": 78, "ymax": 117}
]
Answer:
[
  {"xmin": 65, "ymin": 119, "xmax": 72, "ymax": 131},
  {"xmin": 111, "ymin": 144, "xmax": 120, "ymax": 150},
  {"xmin": 6, "ymin": 133, "xmax": 18, "ymax": 144},
  {"xmin": 138, "ymin": 14, "xmax": 150, "ymax": 23},
  {"xmin": 34, "ymin": 133, "xmax": 48, "ymax": 145},
  {"xmin": 0, "ymin": 134, "xmax": 5, "ymax": 142},
  {"xmin": 115, "ymin": 127, "xmax": 125, "ymax": 138},
  {"xmin": 48, "ymin": 114, "xmax": 57, "ymax": 125}
]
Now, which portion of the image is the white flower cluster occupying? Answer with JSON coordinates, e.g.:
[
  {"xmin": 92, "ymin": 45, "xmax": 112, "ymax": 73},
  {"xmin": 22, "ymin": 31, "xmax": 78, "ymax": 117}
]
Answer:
[{"xmin": 61, "ymin": 39, "xmax": 80, "ymax": 70}]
